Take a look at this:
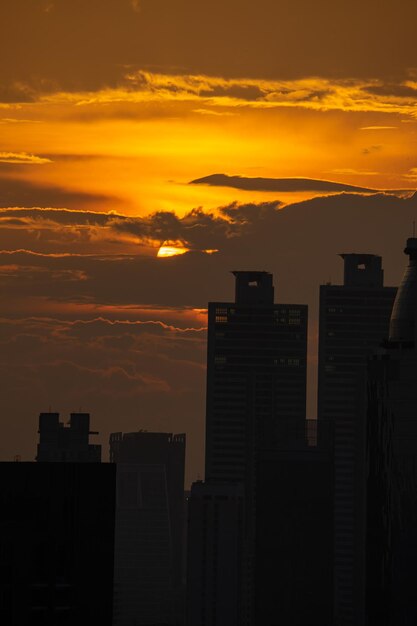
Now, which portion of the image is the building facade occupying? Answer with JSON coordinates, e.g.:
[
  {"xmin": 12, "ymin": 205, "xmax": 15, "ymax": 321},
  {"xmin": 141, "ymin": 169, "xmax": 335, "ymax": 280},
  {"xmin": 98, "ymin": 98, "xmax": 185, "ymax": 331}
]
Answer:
[
  {"xmin": 317, "ymin": 253, "xmax": 396, "ymax": 626},
  {"xmin": 110, "ymin": 431, "xmax": 186, "ymax": 626},
  {"xmin": 205, "ymin": 271, "xmax": 308, "ymax": 484},
  {"xmin": 255, "ymin": 424, "xmax": 333, "ymax": 626},
  {"xmin": 0, "ymin": 462, "xmax": 115, "ymax": 625},
  {"xmin": 186, "ymin": 481, "xmax": 244, "ymax": 626},
  {"xmin": 366, "ymin": 238, "xmax": 417, "ymax": 626},
  {"xmin": 188, "ymin": 271, "xmax": 309, "ymax": 626}
]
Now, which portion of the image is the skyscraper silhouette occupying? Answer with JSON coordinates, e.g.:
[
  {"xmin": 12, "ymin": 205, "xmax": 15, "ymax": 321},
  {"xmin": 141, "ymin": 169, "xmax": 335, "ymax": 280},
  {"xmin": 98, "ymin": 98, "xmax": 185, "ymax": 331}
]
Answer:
[
  {"xmin": 110, "ymin": 431, "xmax": 186, "ymax": 626},
  {"xmin": 318, "ymin": 254, "xmax": 396, "ymax": 626},
  {"xmin": 205, "ymin": 271, "xmax": 308, "ymax": 483},
  {"xmin": 367, "ymin": 238, "xmax": 417, "ymax": 625},
  {"xmin": 188, "ymin": 271, "xmax": 309, "ymax": 626}
]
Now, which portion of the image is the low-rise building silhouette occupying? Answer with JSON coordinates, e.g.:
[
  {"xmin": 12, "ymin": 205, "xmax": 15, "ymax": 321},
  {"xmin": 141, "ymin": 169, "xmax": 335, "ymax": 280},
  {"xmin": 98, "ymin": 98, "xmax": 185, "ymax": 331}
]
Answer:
[
  {"xmin": 36, "ymin": 412, "xmax": 101, "ymax": 462},
  {"xmin": 0, "ymin": 462, "xmax": 116, "ymax": 625},
  {"xmin": 110, "ymin": 431, "xmax": 186, "ymax": 626}
]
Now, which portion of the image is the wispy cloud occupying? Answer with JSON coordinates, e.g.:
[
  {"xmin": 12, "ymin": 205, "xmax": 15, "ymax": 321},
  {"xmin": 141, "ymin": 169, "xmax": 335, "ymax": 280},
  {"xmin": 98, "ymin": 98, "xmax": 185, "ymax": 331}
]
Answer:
[
  {"xmin": 37, "ymin": 71, "xmax": 417, "ymax": 118},
  {"xmin": 0, "ymin": 118, "xmax": 42, "ymax": 125},
  {"xmin": 403, "ymin": 168, "xmax": 417, "ymax": 180},
  {"xmin": 360, "ymin": 126, "xmax": 398, "ymax": 130},
  {"xmin": 328, "ymin": 168, "xmax": 380, "ymax": 176},
  {"xmin": 192, "ymin": 108, "xmax": 235, "ymax": 117},
  {"xmin": 0, "ymin": 152, "xmax": 51, "ymax": 165}
]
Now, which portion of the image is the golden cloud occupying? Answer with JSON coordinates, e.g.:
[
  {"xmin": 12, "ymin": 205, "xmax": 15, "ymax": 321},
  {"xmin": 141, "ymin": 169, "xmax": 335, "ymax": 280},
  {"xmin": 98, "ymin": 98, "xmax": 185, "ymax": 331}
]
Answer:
[
  {"xmin": 0, "ymin": 151, "xmax": 51, "ymax": 164},
  {"xmin": 360, "ymin": 126, "xmax": 398, "ymax": 130},
  {"xmin": 37, "ymin": 72, "xmax": 417, "ymax": 118}
]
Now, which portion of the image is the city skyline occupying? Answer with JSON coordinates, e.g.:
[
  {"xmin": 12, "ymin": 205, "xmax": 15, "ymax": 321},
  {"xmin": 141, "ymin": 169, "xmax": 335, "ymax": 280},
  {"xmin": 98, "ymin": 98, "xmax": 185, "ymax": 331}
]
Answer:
[
  {"xmin": 3, "ymin": 239, "xmax": 416, "ymax": 625},
  {"xmin": 2, "ymin": 0, "xmax": 417, "ymax": 485},
  {"xmin": 0, "ymin": 243, "xmax": 409, "ymax": 484}
]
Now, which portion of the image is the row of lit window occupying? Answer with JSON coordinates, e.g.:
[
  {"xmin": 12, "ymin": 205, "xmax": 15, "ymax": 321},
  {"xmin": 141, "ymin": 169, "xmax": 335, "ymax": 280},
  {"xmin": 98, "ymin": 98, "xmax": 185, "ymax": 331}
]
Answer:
[
  {"xmin": 215, "ymin": 356, "xmax": 301, "ymax": 366},
  {"xmin": 216, "ymin": 307, "xmax": 302, "ymax": 322}
]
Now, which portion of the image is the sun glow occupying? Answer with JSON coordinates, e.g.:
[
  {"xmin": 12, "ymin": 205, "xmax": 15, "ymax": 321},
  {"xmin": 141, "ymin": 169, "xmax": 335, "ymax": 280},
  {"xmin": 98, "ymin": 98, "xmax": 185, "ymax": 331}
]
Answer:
[{"xmin": 157, "ymin": 244, "xmax": 189, "ymax": 257}]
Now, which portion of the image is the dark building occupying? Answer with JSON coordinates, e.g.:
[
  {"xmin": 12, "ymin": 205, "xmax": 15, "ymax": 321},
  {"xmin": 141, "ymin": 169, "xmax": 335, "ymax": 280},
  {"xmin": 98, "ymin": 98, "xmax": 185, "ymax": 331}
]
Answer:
[
  {"xmin": 205, "ymin": 271, "xmax": 308, "ymax": 484},
  {"xmin": 186, "ymin": 481, "xmax": 244, "ymax": 626},
  {"xmin": 366, "ymin": 238, "xmax": 417, "ymax": 626},
  {"xmin": 254, "ymin": 420, "xmax": 333, "ymax": 626},
  {"xmin": 188, "ymin": 271, "xmax": 310, "ymax": 626},
  {"xmin": 0, "ymin": 462, "xmax": 116, "ymax": 625},
  {"xmin": 36, "ymin": 412, "xmax": 101, "ymax": 462},
  {"xmin": 110, "ymin": 431, "xmax": 186, "ymax": 626},
  {"xmin": 317, "ymin": 254, "xmax": 396, "ymax": 626}
]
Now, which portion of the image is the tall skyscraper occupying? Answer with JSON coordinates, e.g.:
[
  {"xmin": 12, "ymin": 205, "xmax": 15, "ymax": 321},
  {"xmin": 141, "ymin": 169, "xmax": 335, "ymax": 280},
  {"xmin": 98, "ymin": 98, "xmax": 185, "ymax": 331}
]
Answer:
[
  {"xmin": 205, "ymin": 270, "xmax": 308, "ymax": 484},
  {"xmin": 367, "ymin": 238, "xmax": 417, "ymax": 625},
  {"xmin": 110, "ymin": 431, "xmax": 186, "ymax": 626},
  {"xmin": 36, "ymin": 412, "xmax": 101, "ymax": 462},
  {"xmin": 188, "ymin": 271, "xmax": 309, "ymax": 626},
  {"xmin": 317, "ymin": 254, "xmax": 396, "ymax": 626}
]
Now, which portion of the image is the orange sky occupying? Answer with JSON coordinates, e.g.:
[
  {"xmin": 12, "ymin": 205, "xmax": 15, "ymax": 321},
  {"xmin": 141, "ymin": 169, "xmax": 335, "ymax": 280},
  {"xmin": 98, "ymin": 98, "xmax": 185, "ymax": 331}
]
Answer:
[
  {"xmin": 2, "ymin": 0, "xmax": 417, "ymax": 480},
  {"xmin": 1, "ymin": 0, "xmax": 417, "ymax": 219},
  {"xmin": 1, "ymin": 85, "xmax": 417, "ymax": 218}
]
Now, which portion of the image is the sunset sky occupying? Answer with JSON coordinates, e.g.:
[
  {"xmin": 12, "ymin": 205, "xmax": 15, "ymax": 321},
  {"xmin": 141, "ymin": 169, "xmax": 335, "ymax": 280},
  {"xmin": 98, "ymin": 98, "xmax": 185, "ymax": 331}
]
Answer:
[{"xmin": 2, "ymin": 0, "xmax": 417, "ymax": 482}]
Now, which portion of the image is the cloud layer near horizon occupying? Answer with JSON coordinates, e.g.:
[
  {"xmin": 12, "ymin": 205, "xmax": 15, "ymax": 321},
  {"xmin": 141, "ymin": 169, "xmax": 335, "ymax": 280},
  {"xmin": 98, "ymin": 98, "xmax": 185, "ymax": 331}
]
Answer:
[
  {"xmin": 0, "ymin": 190, "xmax": 415, "ymax": 482},
  {"xmin": 1, "ymin": 191, "xmax": 415, "ymax": 272},
  {"xmin": 191, "ymin": 173, "xmax": 379, "ymax": 193}
]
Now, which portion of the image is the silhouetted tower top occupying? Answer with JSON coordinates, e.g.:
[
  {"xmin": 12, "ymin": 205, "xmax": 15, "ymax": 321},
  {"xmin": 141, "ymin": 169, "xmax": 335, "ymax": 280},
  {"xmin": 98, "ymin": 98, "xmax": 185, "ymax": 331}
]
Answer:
[
  {"xmin": 389, "ymin": 237, "xmax": 417, "ymax": 344},
  {"xmin": 340, "ymin": 253, "xmax": 384, "ymax": 288},
  {"xmin": 232, "ymin": 270, "xmax": 274, "ymax": 305},
  {"xmin": 206, "ymin": 271, "xmax": 307, "ymax": 482},
  {"xmin": 37, "ymin": 412, "xmax": 101, "ymax": 462},
  {"xmin": 109, "ymin": 431, "xmax": 185, "ymax": 464}
]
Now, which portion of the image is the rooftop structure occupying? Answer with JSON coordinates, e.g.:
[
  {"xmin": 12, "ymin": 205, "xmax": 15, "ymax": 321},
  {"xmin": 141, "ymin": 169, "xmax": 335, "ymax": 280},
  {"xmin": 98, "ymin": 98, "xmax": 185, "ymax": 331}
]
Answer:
[
  {"xmin": 340, "ymin": 253, "xmax": 384, "ymax": 288},
  {"xmin": 36, "ymin": 412, "xmax": 101, "ymax": 462}
]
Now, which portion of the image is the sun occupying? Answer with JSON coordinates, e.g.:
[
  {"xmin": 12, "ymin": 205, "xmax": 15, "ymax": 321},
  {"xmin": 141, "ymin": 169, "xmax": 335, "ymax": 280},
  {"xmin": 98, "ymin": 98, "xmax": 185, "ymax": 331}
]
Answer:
[{"xmin": 157, "ymin": 242, "xmax": 190, "ymax": 257}]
